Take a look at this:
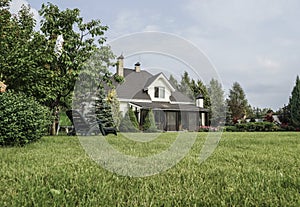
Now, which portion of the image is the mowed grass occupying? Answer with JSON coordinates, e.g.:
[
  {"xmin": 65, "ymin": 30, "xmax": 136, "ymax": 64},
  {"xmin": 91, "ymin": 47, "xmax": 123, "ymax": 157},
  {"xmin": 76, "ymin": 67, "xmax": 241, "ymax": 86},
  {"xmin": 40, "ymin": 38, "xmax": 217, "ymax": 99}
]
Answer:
[{"xmin": 1, "ymin": 132, "xmax": 300, "ymax": 206}]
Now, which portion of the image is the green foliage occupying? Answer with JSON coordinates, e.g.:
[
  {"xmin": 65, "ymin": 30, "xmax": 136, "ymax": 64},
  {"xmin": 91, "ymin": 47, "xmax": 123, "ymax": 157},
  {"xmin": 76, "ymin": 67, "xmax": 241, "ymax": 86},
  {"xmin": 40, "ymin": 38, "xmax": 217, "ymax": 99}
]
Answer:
[
  {"xmin": 169, "ymin": 74, "xmax": 180, "ymax": 90},
  {"xmin": 0, "ymin": 91, "xmax": 50, "ymax": 146},
  {"xmin": 107, "ymin": 89, "xmax": 122, "ymax": 130},
  {"xmin": 179, "ymin": 71, "xmax": 194, "ymax": 99},
  {"xmin": 94, "ymin": 87, "xmax": 115, "ymax": 127},
  {"xmin": 142, "ymin": 110, "xmax": 158, "ymax": 132},
  {"xmin": 277, "ymin": 104, "xmax": 291, "ymax": 125},
  {"xmin": 227, "ymin": 82, "xmax": 250, "ymax": 123},
  {"xmin": 208, "ymin": 78, "xmax": 226, "ymax": 126},
  {"xmin": 58, "ymin": 111, "xmax": 72, "ymax": 126},
  {"xmin": 289, "ymin": 75, "xmax": 300, "ymax": 128},
  {"xmin": 170, "ymin": 73, "xmax": 211, "ymax": 109},
  {"xmin": 1, "ymin": 133, "xmax": 300, "ymax": 206},
  {"xmin": 224, "ymin": 122, "xmax": 280, "ymax": 132},
  {"xmin": 0, "ymin": 2, "xmax": 114, "ymax": 135},
  {"xmin": 119, "ymin": 107, "xmax": 139, "ymax": 132}
]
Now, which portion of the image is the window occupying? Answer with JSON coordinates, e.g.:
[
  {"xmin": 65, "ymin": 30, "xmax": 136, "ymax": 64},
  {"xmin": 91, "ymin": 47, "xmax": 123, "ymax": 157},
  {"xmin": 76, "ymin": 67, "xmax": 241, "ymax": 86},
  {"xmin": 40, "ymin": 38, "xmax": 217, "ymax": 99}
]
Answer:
[{"xmin": 154, "ymin": 87, "xmax": 165, "ymax": 98}]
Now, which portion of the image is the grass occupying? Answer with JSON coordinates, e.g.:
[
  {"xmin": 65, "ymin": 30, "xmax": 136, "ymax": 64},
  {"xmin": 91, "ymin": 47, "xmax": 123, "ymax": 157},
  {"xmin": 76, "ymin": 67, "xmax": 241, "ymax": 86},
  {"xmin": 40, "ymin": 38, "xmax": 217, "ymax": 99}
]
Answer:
[{"xmin": 1, "ymin": 132, "xmax": 300, "ymax": 206}]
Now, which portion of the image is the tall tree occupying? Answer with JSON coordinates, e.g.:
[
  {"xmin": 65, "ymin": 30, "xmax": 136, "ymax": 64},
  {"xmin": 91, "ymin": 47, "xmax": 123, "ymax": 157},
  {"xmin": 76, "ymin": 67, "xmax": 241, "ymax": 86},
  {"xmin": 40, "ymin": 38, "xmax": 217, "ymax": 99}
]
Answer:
[
  {"xmin": 227, "ymin": 82, "xmax": 250, "ymax": 123},
  {"xmin": 190, "ymin": 79, "xmax": 211, "ymax": 109},
  {"xmin": 289, "ymin": 75, "xmax": 300, "ymax": 128},
  {"xmin": 0, "ymin": 2, "xmax": 38, "ymax": 91},
  {"xmin": 169, "ymin": 74, "xmax": 180, "ymax": 90},
  {"xmin": 107, "ymin": 89, "xmax": 122, "ymax": 130},
  {"xmin": 208, "ymin": 78, "xmax": 226, "ymax": 126},
  {"xmin": 0, "ymin": 2, "xmax": 115, "ymax": 134},
  {"xmin": 277, "ymin": 104, "xmax": 291, "ymax": 125},
  {"xmin": 94, "ymin": 86, "xmax": 115, "ymax": 128},
  {"xmin": 179, "ymin": 71, "xmax": 194, "ymax": 99}
]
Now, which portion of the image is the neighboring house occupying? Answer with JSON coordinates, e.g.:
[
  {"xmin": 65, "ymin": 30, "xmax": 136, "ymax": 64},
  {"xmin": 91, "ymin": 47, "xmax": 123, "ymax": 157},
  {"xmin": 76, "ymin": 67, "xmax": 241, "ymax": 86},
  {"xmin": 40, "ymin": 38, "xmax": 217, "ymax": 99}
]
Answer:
[{"xmin": 113, "ymin": 55, "xmax": 209, "ymax": 131}]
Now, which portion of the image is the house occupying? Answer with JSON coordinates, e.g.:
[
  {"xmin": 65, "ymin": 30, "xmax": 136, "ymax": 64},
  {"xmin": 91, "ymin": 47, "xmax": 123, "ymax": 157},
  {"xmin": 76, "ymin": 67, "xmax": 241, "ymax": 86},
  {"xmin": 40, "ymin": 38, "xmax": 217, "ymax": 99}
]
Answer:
[{"xmin": 113, "ymin": 55, "xmax": 209, "ymax": 131}]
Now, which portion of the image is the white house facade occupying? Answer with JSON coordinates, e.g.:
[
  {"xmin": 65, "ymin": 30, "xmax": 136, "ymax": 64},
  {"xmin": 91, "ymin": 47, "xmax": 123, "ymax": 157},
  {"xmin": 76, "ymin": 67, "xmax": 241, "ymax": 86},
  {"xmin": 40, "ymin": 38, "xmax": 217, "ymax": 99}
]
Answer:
[{"xmin": 113, "ymin": 55, "xmax": 209, "ymax": 131}]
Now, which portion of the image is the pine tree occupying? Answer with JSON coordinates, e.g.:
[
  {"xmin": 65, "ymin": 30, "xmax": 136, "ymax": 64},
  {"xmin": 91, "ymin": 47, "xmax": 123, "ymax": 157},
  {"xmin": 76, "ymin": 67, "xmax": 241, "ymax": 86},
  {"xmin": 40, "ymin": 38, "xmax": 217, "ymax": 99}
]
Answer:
[
  {"xmin": 94, "ymin": 86, "xmax": 115, "ymax": 127},
  {"xmin": 190, "ymin": 79, "xmax": 211, "ymax": 109},
  {"xmin": 289, "ymin": 75, "xmax": 300, "ymax": 128}
]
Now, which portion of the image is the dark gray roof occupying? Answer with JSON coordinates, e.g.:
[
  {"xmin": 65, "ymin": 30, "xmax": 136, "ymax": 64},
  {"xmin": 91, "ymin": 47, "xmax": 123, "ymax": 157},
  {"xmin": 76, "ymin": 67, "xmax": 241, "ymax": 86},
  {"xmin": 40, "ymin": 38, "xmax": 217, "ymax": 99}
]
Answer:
[
  {"xmin": 114, "ymin": 68, "xmax": 194, "ymax": 104},
  {"xmin": 143, "ymin": 73, "xmax": 161, "ymax": 90},
  {"xmin": 170, "ymin": 91, "xmax": 194, "ymax": 103},
  {"xmin": 115, "ymin": 69, "xmax": 152, "ymax": 100},
  {"xmin": 130, "ymin": 101, "xmax": 209, "ymax": 112}
]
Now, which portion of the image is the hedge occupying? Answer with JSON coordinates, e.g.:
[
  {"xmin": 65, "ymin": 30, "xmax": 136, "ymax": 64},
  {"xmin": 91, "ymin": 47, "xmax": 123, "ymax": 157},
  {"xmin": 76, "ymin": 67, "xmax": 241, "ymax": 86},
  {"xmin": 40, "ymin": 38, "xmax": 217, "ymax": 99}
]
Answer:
[{"xmin": 224, "ymin": 122, "xmax": 280, "ymax": 132}]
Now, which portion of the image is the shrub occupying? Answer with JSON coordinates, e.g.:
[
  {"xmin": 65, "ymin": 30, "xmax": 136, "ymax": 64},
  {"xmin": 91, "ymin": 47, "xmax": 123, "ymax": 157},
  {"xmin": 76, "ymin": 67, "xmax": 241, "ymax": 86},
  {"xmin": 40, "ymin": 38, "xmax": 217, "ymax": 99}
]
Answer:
[
  {"xmin": 0, "ymin": 91, "xmax": 50, "ymax": 146},
  {"xmin": 224, "ymin": 122, "xmax": 280, "ymax": 132},
  {"xmin": 224, "ymin": 125, "xmax": 238, "ymax": 132},
  {"xmin": 119, "ymin": 108, "xmax": 139, "ymax": 132},
  {"xmin": 142, "ymin": 110, "xmax": 158, "ymax": 132}
]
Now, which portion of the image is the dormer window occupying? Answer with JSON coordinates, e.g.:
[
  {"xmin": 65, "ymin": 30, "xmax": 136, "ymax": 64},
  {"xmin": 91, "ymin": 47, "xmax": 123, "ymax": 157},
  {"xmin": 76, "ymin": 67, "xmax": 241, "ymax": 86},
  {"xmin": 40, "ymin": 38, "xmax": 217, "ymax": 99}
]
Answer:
[{"xmin": 154, "ymin": 87, "xmax": 165, "ymax": 98}]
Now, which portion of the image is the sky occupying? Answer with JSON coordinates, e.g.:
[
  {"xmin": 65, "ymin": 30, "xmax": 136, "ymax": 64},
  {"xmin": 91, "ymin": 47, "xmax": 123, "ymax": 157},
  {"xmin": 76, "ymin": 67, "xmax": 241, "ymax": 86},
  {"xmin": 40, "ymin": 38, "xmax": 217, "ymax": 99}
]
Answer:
[{"xmin": 9, "ymin": 0, "xmax": 300, "ymax": 110}]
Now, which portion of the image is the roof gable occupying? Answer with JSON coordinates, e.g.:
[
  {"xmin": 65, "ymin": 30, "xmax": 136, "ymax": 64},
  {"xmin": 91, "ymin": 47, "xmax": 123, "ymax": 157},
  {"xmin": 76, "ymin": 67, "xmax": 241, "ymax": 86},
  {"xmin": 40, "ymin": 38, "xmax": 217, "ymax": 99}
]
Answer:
[{"xmin": 143, "ymin": 73, "xmax": 175, "ymax": 92}]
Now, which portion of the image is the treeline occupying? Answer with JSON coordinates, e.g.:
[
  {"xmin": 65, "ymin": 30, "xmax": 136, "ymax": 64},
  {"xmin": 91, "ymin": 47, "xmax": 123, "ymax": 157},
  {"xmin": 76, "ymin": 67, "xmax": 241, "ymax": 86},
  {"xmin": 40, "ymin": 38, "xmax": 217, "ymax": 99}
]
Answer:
[{"xmin": 170, "ymin": 71, "xmax": 300, "ymax": 130}]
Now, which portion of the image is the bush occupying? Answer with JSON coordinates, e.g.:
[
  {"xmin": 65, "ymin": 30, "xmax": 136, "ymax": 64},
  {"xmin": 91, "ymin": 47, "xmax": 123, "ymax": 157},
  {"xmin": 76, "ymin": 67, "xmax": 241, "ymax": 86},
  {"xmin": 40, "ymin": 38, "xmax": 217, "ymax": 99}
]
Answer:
[
  {"xmin": 119, "ymin": 108, "xmax": 139, "ymax": 132},
  {"xmin": 0, "ymin": 91, "xmax": 50, "ymax": 146},
  {"xmin": 224, "ymin": 125, "xmax": 238, "ymax": 132},
  {"xmin": 142, "ymin": 110, "xmax": 158, "ymax": 132},
  {"xmin": 224, "ymin": 122, "xmax": 280, "ymax": 132}
]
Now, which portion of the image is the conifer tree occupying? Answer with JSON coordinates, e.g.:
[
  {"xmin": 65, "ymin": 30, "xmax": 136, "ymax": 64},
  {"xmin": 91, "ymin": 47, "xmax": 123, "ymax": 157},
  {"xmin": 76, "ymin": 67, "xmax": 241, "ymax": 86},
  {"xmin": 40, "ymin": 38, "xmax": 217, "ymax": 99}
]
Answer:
[
  {"xmin": 169, "ymin": 75, "xmax": 180, "ymax": 90},
  {"xmin": 208, "ymin": 78, "xmax": 226, "ymax": 126},
  {"xmin": 143, "ymin": 109, "xmax": 158, "ymax": 132},
  {"xmin": 289, "ymin": 75, "xmax": 300, "ymax": 128},
  {"xmin": 94, "ymin": 86, "xmax": 115, "ymax": 127},
  {"xmin": 119, "ymin": 107, "xmax": 139, "ymax": 132}
]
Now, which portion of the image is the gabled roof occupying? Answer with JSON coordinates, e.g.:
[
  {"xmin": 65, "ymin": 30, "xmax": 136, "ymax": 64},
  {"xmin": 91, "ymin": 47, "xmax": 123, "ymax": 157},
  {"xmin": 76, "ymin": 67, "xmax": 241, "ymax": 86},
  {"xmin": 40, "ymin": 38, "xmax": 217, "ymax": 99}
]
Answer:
[
  {"xmin": 115, "ymin": 68, "xmax": 152, "ymax": 100},
  {"xmin": 170, "ymin": 91, "xmax": 194, "ymax": 103},
  {"xmin": 114, "ymin": 68, "xmax": 192, "ymax": 103},
  {"xmin": 143, "ymin": 72, "xmax": 175, "ymax": 92}
]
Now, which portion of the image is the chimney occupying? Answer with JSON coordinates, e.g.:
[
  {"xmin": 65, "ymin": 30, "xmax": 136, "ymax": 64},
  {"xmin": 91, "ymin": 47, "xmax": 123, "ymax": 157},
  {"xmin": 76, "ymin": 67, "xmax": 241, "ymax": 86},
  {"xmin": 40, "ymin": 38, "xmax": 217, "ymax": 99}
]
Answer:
[
  {"xmin": 116, "ymin": 54, "xmax": 124, "ymax": 77},
  {"xmin": 134, "ymin": 62, "xmax": 141, "ymax": 72}
]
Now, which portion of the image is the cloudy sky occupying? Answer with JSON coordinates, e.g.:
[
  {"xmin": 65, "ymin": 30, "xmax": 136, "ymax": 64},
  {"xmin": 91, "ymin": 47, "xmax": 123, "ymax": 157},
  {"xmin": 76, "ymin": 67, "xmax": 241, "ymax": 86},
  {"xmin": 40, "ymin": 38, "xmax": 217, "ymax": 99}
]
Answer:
[{"xmin": 10, "ymin": 0, "xmax": 300, "ymax": 110}]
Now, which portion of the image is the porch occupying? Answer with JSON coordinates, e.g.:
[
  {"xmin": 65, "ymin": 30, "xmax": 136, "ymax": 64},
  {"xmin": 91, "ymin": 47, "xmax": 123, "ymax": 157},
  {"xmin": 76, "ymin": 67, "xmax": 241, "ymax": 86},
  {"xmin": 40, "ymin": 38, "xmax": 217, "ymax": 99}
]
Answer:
[{"xmin": 130, "ymin": 102, "xmax": 209, "ymax": 132}]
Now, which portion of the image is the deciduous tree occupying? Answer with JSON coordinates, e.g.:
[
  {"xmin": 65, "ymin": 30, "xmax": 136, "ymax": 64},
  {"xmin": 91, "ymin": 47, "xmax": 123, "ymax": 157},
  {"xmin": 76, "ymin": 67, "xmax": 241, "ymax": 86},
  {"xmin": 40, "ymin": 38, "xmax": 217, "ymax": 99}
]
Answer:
[{"xmin": 0, "ymin": 1, "xmax": 115, "ymax": 134}]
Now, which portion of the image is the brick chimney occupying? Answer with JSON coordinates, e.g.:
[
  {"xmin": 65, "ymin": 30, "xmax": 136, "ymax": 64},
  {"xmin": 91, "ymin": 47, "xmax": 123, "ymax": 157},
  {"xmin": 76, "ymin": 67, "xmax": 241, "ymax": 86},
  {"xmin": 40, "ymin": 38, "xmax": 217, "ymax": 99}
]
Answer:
[
  {"xmin": 116, "ymin": 54, "xmax": 124, "ymax": 77},
  {"xmin": 134, "ymin": 62, "xmax": 141, "ymax": 72}
]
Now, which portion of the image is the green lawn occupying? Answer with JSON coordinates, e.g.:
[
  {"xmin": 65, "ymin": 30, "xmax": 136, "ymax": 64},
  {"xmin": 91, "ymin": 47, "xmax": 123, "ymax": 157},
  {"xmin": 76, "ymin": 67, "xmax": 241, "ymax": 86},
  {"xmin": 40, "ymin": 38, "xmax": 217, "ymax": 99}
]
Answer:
[{"xmin": 1, "ymin": 132, "xmax": 300, "ymax": 206}]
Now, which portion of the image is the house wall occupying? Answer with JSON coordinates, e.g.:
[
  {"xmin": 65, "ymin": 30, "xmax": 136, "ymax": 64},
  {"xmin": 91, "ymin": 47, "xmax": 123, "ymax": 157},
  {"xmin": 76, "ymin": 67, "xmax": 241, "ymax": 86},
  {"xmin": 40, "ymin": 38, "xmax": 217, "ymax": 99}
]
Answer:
[
  {"xmin": 120, "ymin": 101, "xmax": 129, "ymax": 116},
  {"xmin": 148, "ymin": 78, "xmax": 172, "ymax": 102}
]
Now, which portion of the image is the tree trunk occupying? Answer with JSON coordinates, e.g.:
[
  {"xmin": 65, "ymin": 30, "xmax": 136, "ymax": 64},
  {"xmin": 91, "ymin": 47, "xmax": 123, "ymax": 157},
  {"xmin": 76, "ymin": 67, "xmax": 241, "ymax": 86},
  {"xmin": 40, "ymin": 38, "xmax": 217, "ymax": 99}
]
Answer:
[{"xmin": 51, "ymin": 120, "xmax": 57, "ymax": 135}]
